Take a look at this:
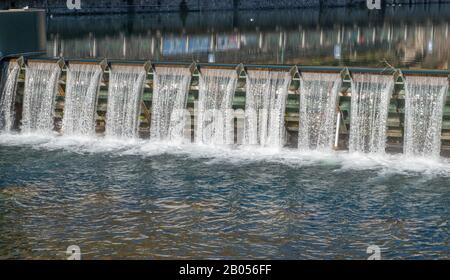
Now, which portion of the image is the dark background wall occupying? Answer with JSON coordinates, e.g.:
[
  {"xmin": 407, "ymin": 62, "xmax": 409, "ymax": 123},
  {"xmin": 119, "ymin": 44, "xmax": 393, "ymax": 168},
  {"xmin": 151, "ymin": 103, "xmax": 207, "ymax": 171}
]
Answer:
[
  {"xmin": 1, "ymin": 0, "xmax": 449, "ymax": 14},
  {"xmin": 0, "ymin": 10, "xmax": 46, "ymax": 58}
]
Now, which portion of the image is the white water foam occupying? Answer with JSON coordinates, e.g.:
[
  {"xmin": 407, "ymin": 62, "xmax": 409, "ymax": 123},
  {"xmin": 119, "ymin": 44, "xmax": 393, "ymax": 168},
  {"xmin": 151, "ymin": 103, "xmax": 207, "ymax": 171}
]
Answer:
[{"xmin": 1, "ymin": 133, "xmax": 449, "ymax": 176}]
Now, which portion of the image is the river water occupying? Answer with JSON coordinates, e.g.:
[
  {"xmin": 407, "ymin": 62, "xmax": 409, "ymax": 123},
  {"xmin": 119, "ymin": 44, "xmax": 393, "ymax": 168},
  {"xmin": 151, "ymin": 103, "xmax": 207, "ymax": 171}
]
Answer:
[{"xmin": 0, "ymin": 134, "xmax": 448, "ymax": 259}]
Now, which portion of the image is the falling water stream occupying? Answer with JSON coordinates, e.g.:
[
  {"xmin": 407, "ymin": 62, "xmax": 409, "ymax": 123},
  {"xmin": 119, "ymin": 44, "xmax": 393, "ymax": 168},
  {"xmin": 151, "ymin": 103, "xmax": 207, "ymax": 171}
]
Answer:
[
  {"xmin": 105, "ymin": 65, "xmax": 146, "ymax": 138},
  {"xmin": 196, "ymin": 68, "xmax": 238, "ymax": 145},
  {"xmin": 404, "ymin": 76, "xmax": 449, "ymax": 158},
  {"xmin": 21, "ymin": 62, "xmax": 61, "ymax": 134},
  {"xmin": 298, "ymin": 72, "xmax": 341, "ymax": 151},
  {"xmin": 0, "ymin": 61, "xmax": 21, "ymax": 132},
  {"xmin": 150, "ymin": 66, "xmax": 192, "ymax": 142},
  {"xmin": 62, "ymin": 63, "xmax": 103, "ymax": 136},
  {"xmin": 349, "ymin": 74, "xmax": 394, "ymax": 154},
  {"xmin": 244, "ymin": 70, "xmax": 291, "ymax": 147}
]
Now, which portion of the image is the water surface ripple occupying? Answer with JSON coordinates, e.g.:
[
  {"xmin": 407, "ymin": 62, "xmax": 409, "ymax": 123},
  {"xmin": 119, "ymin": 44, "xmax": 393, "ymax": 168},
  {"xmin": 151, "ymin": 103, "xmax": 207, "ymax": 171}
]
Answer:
[{"xmin": 0, "ymin": 134, "xmax": 448, "ymax": 259}]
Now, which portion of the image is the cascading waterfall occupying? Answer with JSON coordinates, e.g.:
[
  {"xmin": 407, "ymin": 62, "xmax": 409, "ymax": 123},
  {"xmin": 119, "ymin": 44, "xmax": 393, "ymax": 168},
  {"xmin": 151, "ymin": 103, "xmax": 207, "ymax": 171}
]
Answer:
[
  {"xmin": 62, "ymin": 63, "xmax": 103, "ymax": 136},
  {"xmin": 0, "ymin": 61, "xmax": 21, "ymax": 132},
  {"xmin": 244, "ymin": 70, "xmax": 291, "ymax": 147},
  {"xmin": 150, "ymin": 66, "xmax": 192, "ymax": 142},
  {"xmin": 105, "ymin": 65, "xmax": 146, "ymax": 138},
  {"xmin": 404, "ymin": 76, "xmax": 449, "ymax": 158},
  {"xmin": 196, "ymin": 68, "xmax": 238, "ymax": 145},
  {"xmin": 298, "ymin": 72, "xmax": 341, "ymax": 151},
  {"xmin": 6, "ymin": 59, "xmax": 449, "ymax": 160},
  {"xmin": 21, "ymin": 62, "xmax": 61, "ymax": 134},
  {"xmin": 349, "ymin": 74, "xmax": 394, "ymax": 153}
]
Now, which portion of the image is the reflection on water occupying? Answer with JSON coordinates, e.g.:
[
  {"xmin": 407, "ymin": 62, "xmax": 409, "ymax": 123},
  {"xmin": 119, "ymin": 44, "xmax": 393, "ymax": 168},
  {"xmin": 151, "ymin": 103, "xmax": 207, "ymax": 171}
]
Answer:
[
  {"xmin": 0, "ymin": 135, "xmax": 449, "ymax": 259},
  {"xmin": 46, "ymin": 5, "xmax": 450, "ymax": 69}
]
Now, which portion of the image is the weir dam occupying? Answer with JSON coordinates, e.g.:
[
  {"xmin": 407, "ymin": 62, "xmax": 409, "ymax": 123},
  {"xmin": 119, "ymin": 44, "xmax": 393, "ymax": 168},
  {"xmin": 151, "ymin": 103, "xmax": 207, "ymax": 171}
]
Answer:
[
  {"xmin": 1, "ymin": 57, "xmax": 449, "ymax": 158},
  {"xmin": 0, "ymin": 4, "xmax": 450, "ymax": 261}
]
